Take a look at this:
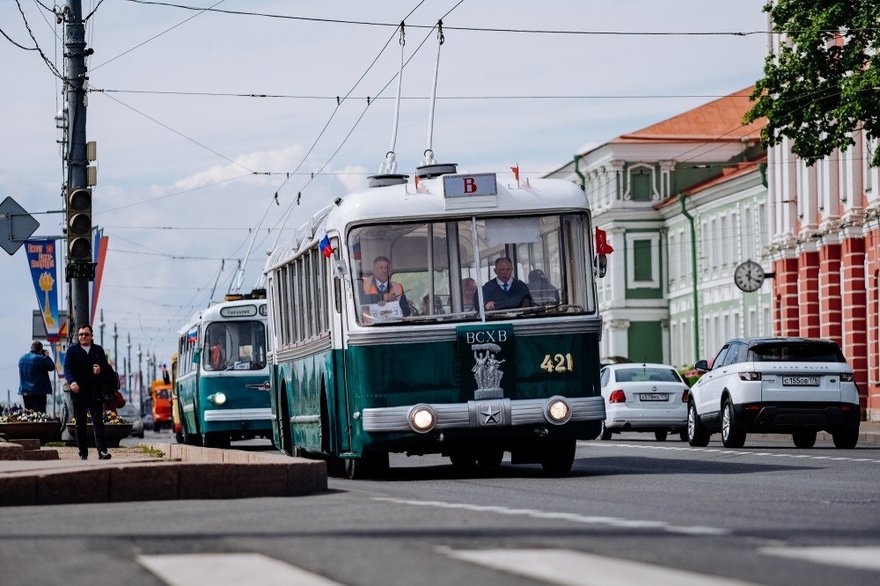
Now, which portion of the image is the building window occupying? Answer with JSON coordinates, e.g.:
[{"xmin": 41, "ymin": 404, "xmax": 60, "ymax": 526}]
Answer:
[{"xmin": 626, "ymin": 233, "xmax": 660, "ymax": 288}]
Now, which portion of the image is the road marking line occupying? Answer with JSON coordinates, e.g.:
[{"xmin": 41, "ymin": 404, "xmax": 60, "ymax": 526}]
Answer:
[
  {"xmin": 137, "ymin": 553, "xmax": 344, "ymax": 586},
  {"xmin": 761, "ymin": 546, "xmax": 880, "ymax": 571},
  {"xmin": 372, "ymin": 497, "xmax": 729, "ymax": 535},
  {"xmin": 440, "ymin": 548, "xmax": 758, "ymax": 586},
  {"xmin": 590, "ymin": 442, "xmax": 880, "ymax": 463}
]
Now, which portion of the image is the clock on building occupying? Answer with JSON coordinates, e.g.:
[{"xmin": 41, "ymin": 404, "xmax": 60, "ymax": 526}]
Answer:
[{"xmin": 733, "ymin": 260, "xmax": 765, "ymax": 293}]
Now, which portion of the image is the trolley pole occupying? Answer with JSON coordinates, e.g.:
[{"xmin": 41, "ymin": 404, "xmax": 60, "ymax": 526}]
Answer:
[{"xmin": 64, "ymin": 0, "xmax": 93, "ymax": 334}]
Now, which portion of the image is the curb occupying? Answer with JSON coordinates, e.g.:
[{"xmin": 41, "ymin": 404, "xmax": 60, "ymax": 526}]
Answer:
[{"xmin": 0, "ymin": 442, "xmax": 327, "ymax": 507}]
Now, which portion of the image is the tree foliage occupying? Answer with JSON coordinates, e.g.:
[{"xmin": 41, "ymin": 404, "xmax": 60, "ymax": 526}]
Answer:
[{"xmin": 745, "ymin": 0, "xmax": 880, "ymax": 166}]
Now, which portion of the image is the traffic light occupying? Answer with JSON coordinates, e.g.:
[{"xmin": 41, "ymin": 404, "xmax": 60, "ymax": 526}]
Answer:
[{"xmin": 67, "ymin": 187, "xmax": 92, "ymax": 261}]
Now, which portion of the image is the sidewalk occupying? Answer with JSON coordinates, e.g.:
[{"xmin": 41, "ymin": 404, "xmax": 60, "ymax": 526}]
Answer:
[{"xmin": 0, "ymin": 440, "xmax": 327, "ymax": 507}]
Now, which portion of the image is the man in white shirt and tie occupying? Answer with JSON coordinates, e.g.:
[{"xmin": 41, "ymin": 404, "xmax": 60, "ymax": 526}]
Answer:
[
  {"xmin": 361, "ymin": 255, "xmax": 411, "ymax": 317},
  {"xmin": 480, "ymin": 257, "xmax": 533, "ymax": 311}
]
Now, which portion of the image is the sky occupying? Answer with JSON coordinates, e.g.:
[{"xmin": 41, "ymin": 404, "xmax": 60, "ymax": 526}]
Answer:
[{"xmin": 0, "ymin": 0, "xmax": 769, "ymax": 403}]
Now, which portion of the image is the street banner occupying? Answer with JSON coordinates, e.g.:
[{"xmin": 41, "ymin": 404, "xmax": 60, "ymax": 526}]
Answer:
[
  {"xmin": 90, "ymin": 228, "xmax": 109, "ymax": 323},
  {"xmin": 24, "ymin": 239, "xmax": 61, "ymax": 341}
]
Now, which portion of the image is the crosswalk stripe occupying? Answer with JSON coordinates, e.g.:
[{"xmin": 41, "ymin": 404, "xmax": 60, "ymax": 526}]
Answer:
[
  {"xmin": 441, "ymin": 548, "xmax": 758, "ymax": 586},
  {"xmin": 760, "ymin": 546, "xmax": 880, "ymax": 572},
  {"xmin": 137, "ymin": 553, "xmax": 344, "ymax": 586}
]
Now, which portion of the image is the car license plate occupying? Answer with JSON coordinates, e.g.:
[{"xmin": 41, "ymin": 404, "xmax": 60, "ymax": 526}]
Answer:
[
  {"xmin": 782, "ymin": 376, "xmax": 820, "ymax": 386},
  {"xmin": 640, "ymin": 393, "xmax": 668, "ymax": 401}
]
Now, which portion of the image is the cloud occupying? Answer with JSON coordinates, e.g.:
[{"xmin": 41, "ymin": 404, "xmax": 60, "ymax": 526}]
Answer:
[
  {"xmin": 337, "ymin": 164, "xmax": 369, "ymax": 193},
  {"xmin": 173, "ymin": 145, "xmax": 306, "ymax": 190}
]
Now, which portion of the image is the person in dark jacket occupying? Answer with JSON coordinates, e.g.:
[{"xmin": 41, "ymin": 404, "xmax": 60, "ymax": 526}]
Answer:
[
  {"xmin": 63, "ymin": 324, "xmax": 112, "ymax": 461},
  {"xmin": 480, "ymin": 257, "xmax": 533, "ymax": 311},
  {"xmin": 18, "ymin": 341, "xmax": 55, "ymax": 413}
]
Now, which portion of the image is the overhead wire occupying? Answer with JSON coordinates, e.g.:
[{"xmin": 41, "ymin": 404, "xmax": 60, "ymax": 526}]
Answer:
[
  {"xmin": 124, "ymin": 0, "xmax": 813, "ymax": 37},
  {"xmin": 92, "ymin": 0, "xmax": 226, "ymax": 71},
  {"xmin": 10, "ymin": 0, "xmax": 63, "ymax": 79}
]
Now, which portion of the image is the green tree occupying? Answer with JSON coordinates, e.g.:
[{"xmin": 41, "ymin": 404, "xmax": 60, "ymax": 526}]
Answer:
[{"xmin": 745, "ymin": 0, "xmax": 880, "ymax": 166}]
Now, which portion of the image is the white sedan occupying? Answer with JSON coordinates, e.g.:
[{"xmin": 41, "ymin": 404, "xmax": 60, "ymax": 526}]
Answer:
[{"xmin": 599, "ymin": 363, "xmax": 690, "ymax": 441}]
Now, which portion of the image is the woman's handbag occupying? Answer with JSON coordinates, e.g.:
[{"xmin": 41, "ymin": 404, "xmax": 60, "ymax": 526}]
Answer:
[{"xmin": 110, "ymin": 389, "xmax": 126, "ymax": 409}]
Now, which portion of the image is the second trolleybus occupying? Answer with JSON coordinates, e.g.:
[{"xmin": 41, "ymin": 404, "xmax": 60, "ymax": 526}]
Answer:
[
  {"xmin": 175, "ymin": 291, "xmax": 272, "ymax": 448},
  {"xmin": 264, "ymin": 167, "xmax": 607, "ymax": 477}
]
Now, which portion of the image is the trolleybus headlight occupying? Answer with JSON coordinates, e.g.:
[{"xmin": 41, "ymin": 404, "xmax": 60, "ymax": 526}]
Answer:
[
  {"xmin": 408, "ymin": 405, "xmax": 437, "ymax": 433},
  {"xmin": 544, "ymin": 396, "xmax": 572, "ymax": 425},
  {"xmin": 208, "ymin": 392, "xmax": 227, "ymax": 405}
]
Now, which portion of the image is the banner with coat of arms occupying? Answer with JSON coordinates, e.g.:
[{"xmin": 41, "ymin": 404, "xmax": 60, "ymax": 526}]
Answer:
[{"xmin": 25, "ymin": 239, "xmax": 61, "ymax": 341}]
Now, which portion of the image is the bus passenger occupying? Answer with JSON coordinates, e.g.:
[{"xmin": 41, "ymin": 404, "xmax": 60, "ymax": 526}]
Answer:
[
  {"xmin": 481, "ymin": 257, "xmax": 533, "ymax": 311},
  {"xmin": 361, "ymin": 256, "xmax": 411, "ymax": 317},
  {"xmin": 461, "ymin": 278, "xmax": 478, "ymax": 311},
  {"xmin": 528, "ymin": 268, "xmax": 559, "ymax": 305}
]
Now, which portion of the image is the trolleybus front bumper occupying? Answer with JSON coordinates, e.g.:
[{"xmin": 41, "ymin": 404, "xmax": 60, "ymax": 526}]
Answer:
[{"xmin": 361, "ymin": 396, "xmax": 605, "ymax": 433}]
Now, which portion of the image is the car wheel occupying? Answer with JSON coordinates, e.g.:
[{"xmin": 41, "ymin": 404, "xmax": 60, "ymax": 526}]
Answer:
[
  {"xmin": 600, "ymin": 421, "xmax": 613, "ymax": 440},
  {"xmin": 721, "ymin": 399, "xmax": 746, "ymax": 448},
  {"xmin": 654, "ymin": 431, "xmax": 668, "ymax": 442},
  {"xmin": 687, "ymin": 401, "xmax": 710, "ymax": 447},
  {"xmin": 832, "ymin": 426, "xmax": 859, "ymax": 449},
  {"xmin": 792, "ymin": 430, "xmax": 817, "ymax": 449}
]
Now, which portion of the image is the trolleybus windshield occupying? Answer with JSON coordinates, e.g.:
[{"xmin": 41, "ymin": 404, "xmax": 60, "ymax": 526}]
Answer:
[
  {"xmin": 202, "ymin": 320, "xmax": 267, "ymax": 371},
  {"xmin": 349, "ymin": 213, "xmax": 595, "ymax": 326}
]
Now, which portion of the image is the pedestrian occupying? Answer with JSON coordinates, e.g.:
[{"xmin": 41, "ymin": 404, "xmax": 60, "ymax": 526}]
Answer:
[
  {"xmin": 18, "ymin": 341, "xmax": 55, "ymax": 413},
  {"xmin": 63, "ymin": 325, "xmax": 112, "ymax": 461}
]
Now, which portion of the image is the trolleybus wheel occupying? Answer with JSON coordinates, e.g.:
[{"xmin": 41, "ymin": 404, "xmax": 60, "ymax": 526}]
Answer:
[
  {"xmin": 203, "ymin": 432, "xmax": 230, "ymax": 449},
  {"xmin": 475, "ymin": 449, "xmax": 504, "ymax": 470},
  {"xmin": 345, "ymin": 450, "xmax": 389, "ymax": 480},
  {"xmin": 449, "ymin": 451, "xmax": 476, "ymax": 471},
  {"xmin": 540, "ymin": 437, "xmax": 576, "ymax": 476},
  {"xmin": 279, "ymin": 384, "xmax": 294, "ymax": 456}
]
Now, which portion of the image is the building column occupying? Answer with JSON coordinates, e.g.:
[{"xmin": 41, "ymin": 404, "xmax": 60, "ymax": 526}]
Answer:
[
  {"xmin": 841, "ymin": 233, "xmax": 868, "ymax": 411},
  {"xmin": 818, "ymin": 238, "xmax": 843, "ymax": 347},
  {"xmin": 797, "ymin": 246, "xmax": 820, "ymax": 338},
  {"xmin": 772, "ymin": 255, "xmax": 800, "ymax": 337},
  {"xmin": 866, "ymin": 224, "xmax": 880, "ymax": 422},
  {"xmin": 608, "ymin": 319, "xmax": 630, "ymax": 359}
]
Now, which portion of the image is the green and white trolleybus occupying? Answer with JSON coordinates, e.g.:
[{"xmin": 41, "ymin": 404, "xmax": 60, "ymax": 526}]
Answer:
[
  {"xmin": 175, "ymin": 292, "xmax": 272, "ymax": 448},
  {"xmin": 264, "ymin": 167, "xmax": 606, "ymax": 477}
]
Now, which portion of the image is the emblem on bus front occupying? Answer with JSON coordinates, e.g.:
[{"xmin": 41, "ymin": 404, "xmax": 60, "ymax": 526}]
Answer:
[{"xmin": 472, "ymin": 342, "xmax": 505, "ymax": 400}]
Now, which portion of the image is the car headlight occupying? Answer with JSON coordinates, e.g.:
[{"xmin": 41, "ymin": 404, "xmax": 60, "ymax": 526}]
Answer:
[
  {"xmin": 544, "ymin": 396, "xmax": 572, "ymax": 425},
  {"xmin": 208, "ymin": 392, "xmax": 227, "ymax": 405},
  {"xmin": 408, "ymin": 405, "xmax": 436, "ymax": 433}
]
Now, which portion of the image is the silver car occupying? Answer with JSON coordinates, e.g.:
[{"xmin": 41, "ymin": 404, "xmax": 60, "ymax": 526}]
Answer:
[
  {"xmin": 599, "ymin": 363, "xmax": 690, "ymax": 441},
  {"xmin": 115, "ymin": 404, "xmax": 145, "ymax": 439}
]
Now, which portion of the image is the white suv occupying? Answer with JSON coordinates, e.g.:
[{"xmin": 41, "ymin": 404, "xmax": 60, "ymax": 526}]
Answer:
[{"xmin": 688, "ymin": 338, "xmax": 861, "ymax": 449}]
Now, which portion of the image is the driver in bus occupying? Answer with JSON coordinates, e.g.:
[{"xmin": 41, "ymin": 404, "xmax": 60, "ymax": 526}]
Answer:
[
  {"xmin": 480, "ymin": 257, "xmax": 533, "ymax": 311},
  {"xmin": 361, "ymin": 255, "xmax": 411, "ymax": 317}
]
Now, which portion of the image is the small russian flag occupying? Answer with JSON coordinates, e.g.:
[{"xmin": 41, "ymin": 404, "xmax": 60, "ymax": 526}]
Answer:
[
  {"xmin": 186, "ymin": 328, "xmax": 198, "ymax": 344},
  {"xmin": 320, "ymin": 234, "xmax": 334, "ymax": 258}
]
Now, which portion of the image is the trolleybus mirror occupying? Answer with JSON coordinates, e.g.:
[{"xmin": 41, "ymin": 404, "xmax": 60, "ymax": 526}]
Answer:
[{"xmin": 595, "ymin": 255, "xmax": 607, "ymax": 278}]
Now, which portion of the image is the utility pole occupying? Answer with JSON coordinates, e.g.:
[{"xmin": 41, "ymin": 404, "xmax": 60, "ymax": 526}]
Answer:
[
  {"xmin": 64, "ymin": 1, "xmax": 94, "ymax": 335},
  {"xmin": 99, "ymin": 308, "xmax": 105, "ymax": 346},
  {"xmin": 112, "ymin": 322, "xmax": 118, "ymax": 370}
]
